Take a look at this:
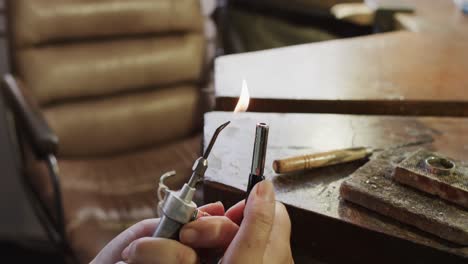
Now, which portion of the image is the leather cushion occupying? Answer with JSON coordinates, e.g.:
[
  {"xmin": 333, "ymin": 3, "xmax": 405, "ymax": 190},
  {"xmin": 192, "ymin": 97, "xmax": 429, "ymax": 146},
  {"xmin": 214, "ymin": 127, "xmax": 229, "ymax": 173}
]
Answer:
[
  {"xmin": 26, "ymin": 134, "xmax": 201, "ymax": 263},
  {"xmin": 44, "ymin": 85, "xmax": 202, "ymax": 157},
  {"xmin": 12, "ymin": 0, "xmax": 203, "ymax": 47},
  {"xmin": 17, "ymin": 34, "xmax": 205, "ymax": 105}
]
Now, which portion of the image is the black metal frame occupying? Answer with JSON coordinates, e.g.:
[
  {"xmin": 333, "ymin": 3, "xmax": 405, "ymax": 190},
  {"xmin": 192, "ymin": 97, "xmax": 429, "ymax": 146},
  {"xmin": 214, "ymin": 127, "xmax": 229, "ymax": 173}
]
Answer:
[
  {"xmin": 1, "ymin": 76, "xmax": 77, "ymax": 263},
  {"xmin": 1, "ymin": 2, "xmax": 71, "ymax": 259}
]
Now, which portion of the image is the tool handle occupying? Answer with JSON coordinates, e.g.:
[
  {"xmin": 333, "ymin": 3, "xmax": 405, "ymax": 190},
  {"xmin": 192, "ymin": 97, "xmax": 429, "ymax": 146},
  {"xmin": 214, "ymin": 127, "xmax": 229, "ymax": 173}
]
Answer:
[
  {"xmin": 246, "ymin": 173, "xmax": 265, "ymax": 200},
  {"xmin": 152, "ymin": 215, "xmax": 182, "ymax": 239},
  {"xmin": 272, "ymin": 147, "xmax": 373, "ymax": 174}
]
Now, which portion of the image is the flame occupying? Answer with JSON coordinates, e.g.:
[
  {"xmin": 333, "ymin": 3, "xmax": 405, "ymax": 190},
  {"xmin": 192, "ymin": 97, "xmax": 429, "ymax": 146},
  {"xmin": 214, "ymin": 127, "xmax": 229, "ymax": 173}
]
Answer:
[{"xmin": 234, "ymin": 79, "xmax": 250, "ymax": 112}]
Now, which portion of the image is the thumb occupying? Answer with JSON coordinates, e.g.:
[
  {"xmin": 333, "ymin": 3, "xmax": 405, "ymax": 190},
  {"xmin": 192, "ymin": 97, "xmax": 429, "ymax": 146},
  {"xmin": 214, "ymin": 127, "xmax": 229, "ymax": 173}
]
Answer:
[{"xmin": 223, "ymin": 180, "xmax": 276, "ymax": 263}]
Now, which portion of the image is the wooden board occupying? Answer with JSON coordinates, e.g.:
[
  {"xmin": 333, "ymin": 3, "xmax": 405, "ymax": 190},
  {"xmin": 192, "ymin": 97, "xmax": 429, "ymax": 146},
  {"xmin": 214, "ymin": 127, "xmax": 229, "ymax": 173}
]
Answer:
[
  {"xmin": 203, "ymin": 111, "xmax": 468, "ymax": 263},
  {"xmin": 340, "ymin": 147, "xmax": 468, "ymax": 245},
  {"xmin": 214, "ymin": 31, "xmax": 468, "ymax": 116}
]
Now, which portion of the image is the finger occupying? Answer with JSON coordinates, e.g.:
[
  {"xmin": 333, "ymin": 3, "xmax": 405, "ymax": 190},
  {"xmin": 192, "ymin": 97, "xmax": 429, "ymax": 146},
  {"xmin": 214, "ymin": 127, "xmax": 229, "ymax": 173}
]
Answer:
[
  {"xmin": 199, "ymin": 201, "xmax": 225, "ymax": 216},
  {"xmin": 123, "ymin": 237, "xmax": 198, "ymax": 264},
  {"xmin": 223, "ymin": 180, "xmax": 276, "ymax": 263},
  {"xmin": 271, "ymin": 203, "xmax": 291, "ymax": 242},
  {"xmin": 225, "ymin": 200, "xmax": 245, "ymax": 225},
  {"xmin": 92, "ymin": 218, "xmax": 159, "ymax": 263},
  {"xmin": 264, "ymin": 202, "xmax": 293, "ymax": 264},
  {"xmin": 180, "ymin": 216, "xmax": 239, "ymax": 249}
]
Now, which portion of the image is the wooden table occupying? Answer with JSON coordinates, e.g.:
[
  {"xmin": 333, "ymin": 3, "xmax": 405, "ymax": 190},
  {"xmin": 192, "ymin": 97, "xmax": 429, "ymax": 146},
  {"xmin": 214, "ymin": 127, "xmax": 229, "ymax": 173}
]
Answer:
[
  {"xmin": 214, "ymin": 31, "xmax": 468, "ymax": 116},
  {"xmin": 203, "ymin": 111, "xmax": 468, "ymax": 263}
]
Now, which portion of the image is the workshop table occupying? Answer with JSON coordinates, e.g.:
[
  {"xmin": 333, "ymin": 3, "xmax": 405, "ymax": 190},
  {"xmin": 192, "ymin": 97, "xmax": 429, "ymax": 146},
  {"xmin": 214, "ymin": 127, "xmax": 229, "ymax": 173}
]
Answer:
[
  {"xmin": 214, "ymin": 31, "xmax": 468, "ymax": 116},
  {"xmin": 203, "ymin": 111, "xmax": 468, "ymax": 263}
]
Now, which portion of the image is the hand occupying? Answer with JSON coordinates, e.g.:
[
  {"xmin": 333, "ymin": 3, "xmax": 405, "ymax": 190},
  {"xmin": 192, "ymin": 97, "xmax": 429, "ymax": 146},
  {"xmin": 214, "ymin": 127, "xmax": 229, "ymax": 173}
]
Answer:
[
  {"xmin": 90, "ymin": 202, "xmax": 226, "ymax": 264},
  {"xmin": 180, "ymin": 180, "xmax": 294, "ymax": 264}
]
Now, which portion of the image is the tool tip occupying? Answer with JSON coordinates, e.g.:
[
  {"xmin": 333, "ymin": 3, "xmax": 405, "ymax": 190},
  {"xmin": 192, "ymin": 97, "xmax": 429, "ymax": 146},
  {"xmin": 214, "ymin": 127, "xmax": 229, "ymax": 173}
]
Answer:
[
  {"xmin": 214, "ymin": 121, "xmax": 231, "ymax": 134},
  {"xmin": 203, "ymin": 121, "xmax": 231, "ymax": 159},
  {"xmin": 220, "ymin": 121, "xmax": 231, "ymax": 129}
]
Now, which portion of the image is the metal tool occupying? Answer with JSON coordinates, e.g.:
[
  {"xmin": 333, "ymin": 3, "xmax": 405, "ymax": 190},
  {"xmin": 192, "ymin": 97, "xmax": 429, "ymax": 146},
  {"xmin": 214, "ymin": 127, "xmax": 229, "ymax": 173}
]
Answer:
[
  {"xmin": 273, "ymin": 147, "xmax": 373, "ymax": 174},
  {"xmin": 153, "ymin": 121, "xmax": 230, "ymax": 239},
  {"xmin": 272, "ymin": 138, "xmax": 434, "ymax": 174},
  {"xmin": 246, "ymin": 123, "xmax": 269, "ymax": 199}
]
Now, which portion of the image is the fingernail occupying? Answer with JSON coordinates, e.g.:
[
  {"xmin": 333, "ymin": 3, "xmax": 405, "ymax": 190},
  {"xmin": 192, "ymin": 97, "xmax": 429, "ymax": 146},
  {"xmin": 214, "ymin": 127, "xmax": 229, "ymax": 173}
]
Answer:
[
  {"xmin": 256, "ymin": 180, "xmax": 274, "ymax": 202},
  {"xmin": 121, "ymin": 242, "xmax": 134, "ymax": 261},
  {"xmin": 180, "ymin": 228, "xmax": 198, "ymax": 244},
  {"xmin": 195, "ymin": 210, "xmax": 211, "ymax": 219}
]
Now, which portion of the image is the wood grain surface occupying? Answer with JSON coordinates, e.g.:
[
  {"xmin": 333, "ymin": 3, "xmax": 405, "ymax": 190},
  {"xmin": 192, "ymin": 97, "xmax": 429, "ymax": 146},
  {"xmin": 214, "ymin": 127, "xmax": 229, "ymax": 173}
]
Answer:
[
  {"xmin": 215, "ymin": 31, "xmax": 468, "ymax": 116},
  {"xmin": 203, "ymin": 111, "xmax": 468, "ymax": 263}
]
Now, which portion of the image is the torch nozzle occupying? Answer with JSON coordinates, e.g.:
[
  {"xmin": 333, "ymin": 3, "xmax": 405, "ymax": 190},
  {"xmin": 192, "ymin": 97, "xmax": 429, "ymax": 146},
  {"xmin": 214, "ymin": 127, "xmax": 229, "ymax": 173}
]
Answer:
[
  {"xmin": 187, "ymin": 121, "xmax": 230, "ymax": 187},
  {"xmin": 203, "ymin": 121, "xmax": 231, "ymax": 159}
]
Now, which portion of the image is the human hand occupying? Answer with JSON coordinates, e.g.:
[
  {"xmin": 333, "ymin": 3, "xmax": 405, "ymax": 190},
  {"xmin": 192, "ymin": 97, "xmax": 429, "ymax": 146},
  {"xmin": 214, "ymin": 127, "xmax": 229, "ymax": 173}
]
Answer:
[
  {"xmin": 90, "ymin": 202, "xmax": 226, "ymax": 264},
  {"xmin": 180, "ymin": 180, "xmax": 294, "ymax": 264}
]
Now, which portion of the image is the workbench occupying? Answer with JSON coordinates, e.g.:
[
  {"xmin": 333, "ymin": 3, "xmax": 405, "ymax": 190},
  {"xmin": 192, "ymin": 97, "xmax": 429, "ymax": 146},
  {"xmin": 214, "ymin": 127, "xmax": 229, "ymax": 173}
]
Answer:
[
  {"xmin": 208, "ymin": 2, "xmax": 468, "ymax": 262},
  {"xmin": 215, "ymin": 31, "xmax": 468, "ymax": 116},
  {"xmin": 203, "ymin": 111, "xmax": 468, "ymax": 263}
]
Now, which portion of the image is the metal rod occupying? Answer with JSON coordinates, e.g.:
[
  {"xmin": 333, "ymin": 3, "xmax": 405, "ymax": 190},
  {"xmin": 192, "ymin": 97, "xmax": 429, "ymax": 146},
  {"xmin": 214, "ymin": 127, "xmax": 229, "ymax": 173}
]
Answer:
[
  {"xmin": 203, "ymin": 121, "xmax": 231, "ymax": 159},
  {"xmin": 247, "ymin": 123, "xmax": 269, "ymax": 198},
  {"xmin": 250, "ymin": 123, "xmax": 269, "ymax": 176}
]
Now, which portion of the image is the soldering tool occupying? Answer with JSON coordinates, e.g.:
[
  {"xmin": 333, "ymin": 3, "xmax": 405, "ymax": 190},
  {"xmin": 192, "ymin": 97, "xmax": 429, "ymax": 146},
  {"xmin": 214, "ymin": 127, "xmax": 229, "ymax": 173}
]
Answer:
[{"xmin": 153, "ymin": 121, "xmax": 230, "ymax": 239}]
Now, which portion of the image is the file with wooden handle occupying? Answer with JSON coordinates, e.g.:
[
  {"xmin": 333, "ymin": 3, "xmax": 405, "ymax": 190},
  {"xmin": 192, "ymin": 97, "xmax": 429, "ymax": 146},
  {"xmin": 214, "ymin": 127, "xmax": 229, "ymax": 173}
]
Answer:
[{"xmin": 273, "ymin": 147, "xmax": 374, "ymax": 174}]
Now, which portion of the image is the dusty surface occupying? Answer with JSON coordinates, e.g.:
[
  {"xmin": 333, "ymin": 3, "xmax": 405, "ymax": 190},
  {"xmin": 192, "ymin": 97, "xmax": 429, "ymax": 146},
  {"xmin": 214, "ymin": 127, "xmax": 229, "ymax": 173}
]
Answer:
[
  {"xmin": 341, "ymin": 147, "xmax": 468, "ymax": 245},
  {"xmin": 204, "ymin": 112, "xmax": 468, "ymax": 259},
  {"xmin": 394, "ymin": 149, "xmax": 468, "ymax": 209}
]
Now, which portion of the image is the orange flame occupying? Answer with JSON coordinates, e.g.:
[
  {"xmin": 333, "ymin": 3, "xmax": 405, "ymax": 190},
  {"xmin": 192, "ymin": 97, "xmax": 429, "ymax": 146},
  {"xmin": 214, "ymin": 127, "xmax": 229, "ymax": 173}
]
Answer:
[{"xmin": 234, "ymin": 79, "xmax": 250, "ymax": 112}]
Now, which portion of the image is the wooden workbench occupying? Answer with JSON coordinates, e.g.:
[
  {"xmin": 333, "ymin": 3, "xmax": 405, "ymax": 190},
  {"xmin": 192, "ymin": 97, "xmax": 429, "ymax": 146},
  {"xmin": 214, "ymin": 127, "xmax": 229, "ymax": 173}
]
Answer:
[
  {"xmin": 215, "ymin": 31, "xmax": 468, "ymax": 116},
  {"xmin": 203, "ymin": 111, "xmax": 468, "ymax": 263}
]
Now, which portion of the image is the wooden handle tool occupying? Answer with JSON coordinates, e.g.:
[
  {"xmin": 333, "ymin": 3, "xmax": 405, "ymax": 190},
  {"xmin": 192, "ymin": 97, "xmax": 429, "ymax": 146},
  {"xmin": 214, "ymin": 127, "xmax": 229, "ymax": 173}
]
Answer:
[{"xmin": 272, "ymin": 147, "xmax": 374, "ymax": 174}]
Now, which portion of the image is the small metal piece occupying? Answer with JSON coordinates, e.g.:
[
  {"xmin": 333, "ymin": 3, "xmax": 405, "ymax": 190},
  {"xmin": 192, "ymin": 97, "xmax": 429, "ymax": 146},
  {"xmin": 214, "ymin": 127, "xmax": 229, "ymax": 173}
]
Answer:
[
  {"xmin": 250, "ymin": 123, "xmax": 269, "ymax": 176},
  {"xmin": 47, "ymin": 154, "xmax": 59, "ymax": 176},
  {"xmin": 187, "ymin": 157, "xmax": 208, "ymax": 187},
  {"xmin": 157, "ymin": 171, "xmax": 176, "ymax": 202},
  {"xmin": 247, "ymin": 123, "xmax": 269, "ymax": 199},
  {"xmin": 423, "ymin": 156, "xmax": 455, "ymax": 176}
]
